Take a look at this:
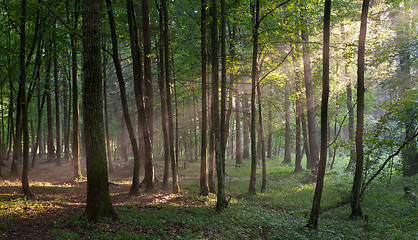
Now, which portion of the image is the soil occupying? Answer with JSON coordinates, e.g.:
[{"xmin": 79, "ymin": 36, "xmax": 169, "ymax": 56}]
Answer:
[{"xmin": 0, "ymin": 158, "xmax": 189, "ymax": 240}]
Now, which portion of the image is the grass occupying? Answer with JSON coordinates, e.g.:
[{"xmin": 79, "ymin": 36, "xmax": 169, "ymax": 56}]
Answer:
[{"xmin": 1, "ymin": 156, "xmax": 417, "ymax": 239}]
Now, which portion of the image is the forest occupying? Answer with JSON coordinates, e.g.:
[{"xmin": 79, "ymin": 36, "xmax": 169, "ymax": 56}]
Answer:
[{"xmin": 0, "ymin": 0, "xmax": 417, "ymax": 239}]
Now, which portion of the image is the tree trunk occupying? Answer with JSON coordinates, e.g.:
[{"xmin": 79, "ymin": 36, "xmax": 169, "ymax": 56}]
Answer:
[
  {"xmin": 102, "ymin": 40, "xmax": 113, "ymax": 173},
  {"xmin": 235, "ymin": 97, "xmax": 243, "ymax": 166},
  {"xmin": 54, "ymin": 45, "xmax": 61, "ymax": 166},
  {"xmin": 63, "ymin": 59, "xmax": 70, "ymax": 161},
  {"xmin": 294, "ymin": 52, "xmax": 303, "ymax": 172},
  {"xmin": 301, "ymin": 0, "xmax": 319, "ymax": 170},
  {"xmin": 345, "ymin": 81, "xmax": 355, "ymax": 171},
  {"xmin": 211, "ymin": 0, "xmax": 227, "ymax": 211},
  {"xmin": 72, "ymin": 0, "xmax": 82, "ymax": 180},
  {"xmin": 242, "ymin": 95, "xmax": 250, "ymax": 159},
  {"xmin": 20, "ymin": 0, "xmax": 33, "ymax": 198},
  {"xmin": 157, "ymin": 4, "xmax": 170, "ymax": 189},
  {"xmin": 257, "ymin": 82, "xmax": 267, "ymax": 192},
  {"xmin": 267, "ymin": 108, "xmax": 272, "ymax": 159},
  {"xmin": 162, "ymin": 0, "xmax": 179, "ymax": 193},
  {"xmin": 351, "ymin": 0, "xmax": 369, "ymax": 219},
  {"xmin": 46, "ymin": 49, "xmax": 55, "ymax": 160},
  {"xmin": 105, "ymin": 0, "xmax": 144, "ymax": 194},
  {"xmin": 306, "ymin": 0, "xmax": 331, "ymax": 229},
  {"xmin": 199, "ymin": 0, "xmax": 209, "ymax": 196},
  {"xmin": 249, "ymin": 0, "xmax": 260, "ymax": 195},
  {"xmin": 81, "ymin": 0, "xmax": 118, "ymax": 220},
  {"xmin": 283, "ymin": 79, "xmax": 291, "ymax": 163}
]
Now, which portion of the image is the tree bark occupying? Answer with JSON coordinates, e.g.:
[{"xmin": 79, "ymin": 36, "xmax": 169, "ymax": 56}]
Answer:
[
  {"xmin": 283, "ymin": 79, "xmax": 291, "ymax": 163},
  {"xmin": 162, "ymin": 0, "xmax": 179, "ymax": 193},
  {"xmin": 306, "ymin": 0, "xmax": 331, "ymax": 229},
  {"xmin": 249, "ymin": 0, "xmax": 260, "ymax": 195},
  {"xmin": 199, "ymin": 0, "xmax": 209, "ymax": 196},
  {"xmin": 157, "ymin": 3, "xmax": 170, "ymax": 189},
  {"xmin": 351, "ymin": 0, "xmax": 369, "ymax": 219},
  {"xmin": 105, "ymin": 0, "xmax": 143, "ymax": 194},
  {"xmin": 294, "ymin": 52, "xmax": 303, "ymax": 172},
  {"xmin": 211, "ymin": 0, "xmax": 227, "ymax": 211},
  {"xmin": 301, "ymin": 0, "xmax": 319, "ymax": 170},
  {"xmin": 81, "ymin": 0, "xmax": 118, "ymax": 220},
  {"xmin": 102, "ymin": 40, "xmax": 113, "ymax": 173},
  {"xmin": 235, "ymin": 96, "xmax": 243, "ymax": 166},
  {"xmin": 72, "ymin": 0, "xmax": 82, "ymax": 180},
  {"xmin": 54, "ymin": 43, "xmax": 61, "ymax": 166},
  {"xmin": 20, "ymin": 0, "xmax": 34, "ymax": 198},
  {"xmin": 242, "ymin": 95, "xmax": 250, "ymax": 159},
  {"xmin": 267, "ymin": 108, "xmax": 272, "ymax": 159}
]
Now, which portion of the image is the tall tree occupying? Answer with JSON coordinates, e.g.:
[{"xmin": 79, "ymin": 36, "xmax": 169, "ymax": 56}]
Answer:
[
  {"xmin": 283, "ymin": 78, "xmax": 291, "ymax": 163},
  {"xmin": 81, "ymin": 0, "xmax": 118, "ymax": 221},
  {"xmin": 135, "ymin": 0, "xmax": 155, "ymax": 191},
  {"xmin": 301, "ymin": 0, "xmax": 319, "ymax": 170},
  {"xmin": 162, "ymin": 0, "xmax": 179, "ymax": 193},
  {"xmin": 211, "ymin": 0, "xmax": 227, "ymax": 211},
  {"xmin": 54, "ymin": 40, "xmax": 61, "ymax": 166},
  {"xmin": 200, "ymin": 0, "xmax": 209, "ymax": 196},
  {"xmin": 72, "ymin": 0, "xmax": 82, "ymax": 180},
  {"xmin": 105, "ymin": 0, "xmax": 143, "ymax": 194},
  {"xmin": 351, "ymin": 0, "xmax": 370, "ymax": 219},
  {"xmin": 157, "ymin": 6, "xmax": 170, "ymax": 189},
  {"xmin": 306, "ymin": 0, "xmax": 331, "ymax": 229},
  {"xmin": 20, "ymin": 0, "xmax": 33, "ymax": 198},
  {"xmin": 249, "ymin": 0, "xmax": 260, "ymax": 195}
]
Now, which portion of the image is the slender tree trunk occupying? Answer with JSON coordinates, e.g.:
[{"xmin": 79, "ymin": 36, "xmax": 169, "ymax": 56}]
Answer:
[
  {"xmin": 162, "ymin": 0, "xmax": 179, "ymax": 193},
  {"xmin": 63, "ymin": 60, "xmax": 70, "ymax": 161},
  {"xmin": 267, "ymin": 108, "xmax": 272, "ymax": 159},
  {"xmin": 301, "ymin": 0, "xmax": 319, "ymax": 170},
  {"xmin": 301, "ymin": 107, "xmax": 311, "ymax": 167},
  {"xmin": 242, "ymin": 95, "xmax": 250, "ymax": 159},
  {"xmin": 46, "ymin": 49, "xmax": 55, "ymax": 160},
  {"xmin": 249, "ymin": 0, "xmax": 260, "ymax": 195},
  {"xmin": 351, "ymin": 0, "xmax": 369, "ymax": 219},
  {"xmin": 157, "ymin": 4, "xmax": 170, "ymax": 189},
  {"xmin": 129, "ymin": 0, "xmax": 155, "ymax": 191},
  {"xmin": 54, "ymin": 45, "xmax": 61, "ymax": 166},
  {"xmin": 211, "ymin": 0, "xmax": 227, "ymax": 211},
  {"xmin": 105, "ymin": 0, "xmax": 144, "ymax": 194},
  {"xmin": 72, "ymin": 0, "xmax": 82, "ymax": 180},
  {"xmin": 102, "ymin": 41, "xmax": 113, "ymax": 173},
  {"xmin": 306, "ymin": 0, "xmax": 331, "ymax": 229},
  {"xmin": 20, "ymin": 0, "xmax": 33, "ymax": 198},
  {"xmin": 294, "ymin": 52, "xmax": 303, "ymax": 172},
  {"xmin": 235, "ymin": 97, "xmax": 243, "ymax": 166},
  {"xmin": 345, "ymin": 80, "xmax": 355, "ymax": 171},
  {"xmin": 257, "ymin": 83, "xmax": 267, "ymax": 192},
  {"xmin": 283, "ymin": 79, "xmax": 291, "ymax": 163},
  {"xmin": 199, "ymin": 0, "xmax": 209, "ymax": 196},
  {"xmin": 81, "ymin": 0, "xmax": 118, "ymax": 220}
]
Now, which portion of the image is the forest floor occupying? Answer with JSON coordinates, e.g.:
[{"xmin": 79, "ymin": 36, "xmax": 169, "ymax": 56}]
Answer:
[{"xmin": 0, "ymin": 156, "xmax": 417, "ymax": 239}]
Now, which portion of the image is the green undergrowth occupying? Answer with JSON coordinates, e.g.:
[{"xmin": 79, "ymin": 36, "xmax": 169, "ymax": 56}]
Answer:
[{"xmin": 48, "ymin": 157, "xmax": 416, "ymax": 239}]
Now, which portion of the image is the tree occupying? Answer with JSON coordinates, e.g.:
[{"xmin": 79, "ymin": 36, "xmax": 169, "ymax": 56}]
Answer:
[
  {"xmin": 199, "ymin": 0, "xmax": 209, "ymax": 196},
  {"xmin": 72, "ymin": 0, "xmax": 82, "ymax": 180},
  {"xmin": 162, "ymin": 0, "xmax": 179, "ymax": 194},
  {"xmin": 300, "ymin": 0, "xmax": 319, "ymax": 170},
  {"xmin": 351, "ymin": 0, "xmax": 370, "ymax": 219},
  {"xmin": 211, "ymin": 0, "xmax": 227, "ymax": 211},
  {"xmin": 283, "ymin": 78, "xmax": 291, "ymax": 164},
  {"xmin": 249, "ymin": 0, "xmax": 260, "ymax": 195},
  {"xmin": 81, "ymin": 0, "xmax": 118, "ymax": 221},
  {"xmin": 306, "ymin": 0, "xmax": 331, "ymax": 229},
  {"xmin": 20, "ymin": 0, "xmax": 33, "ymax": 198}
]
